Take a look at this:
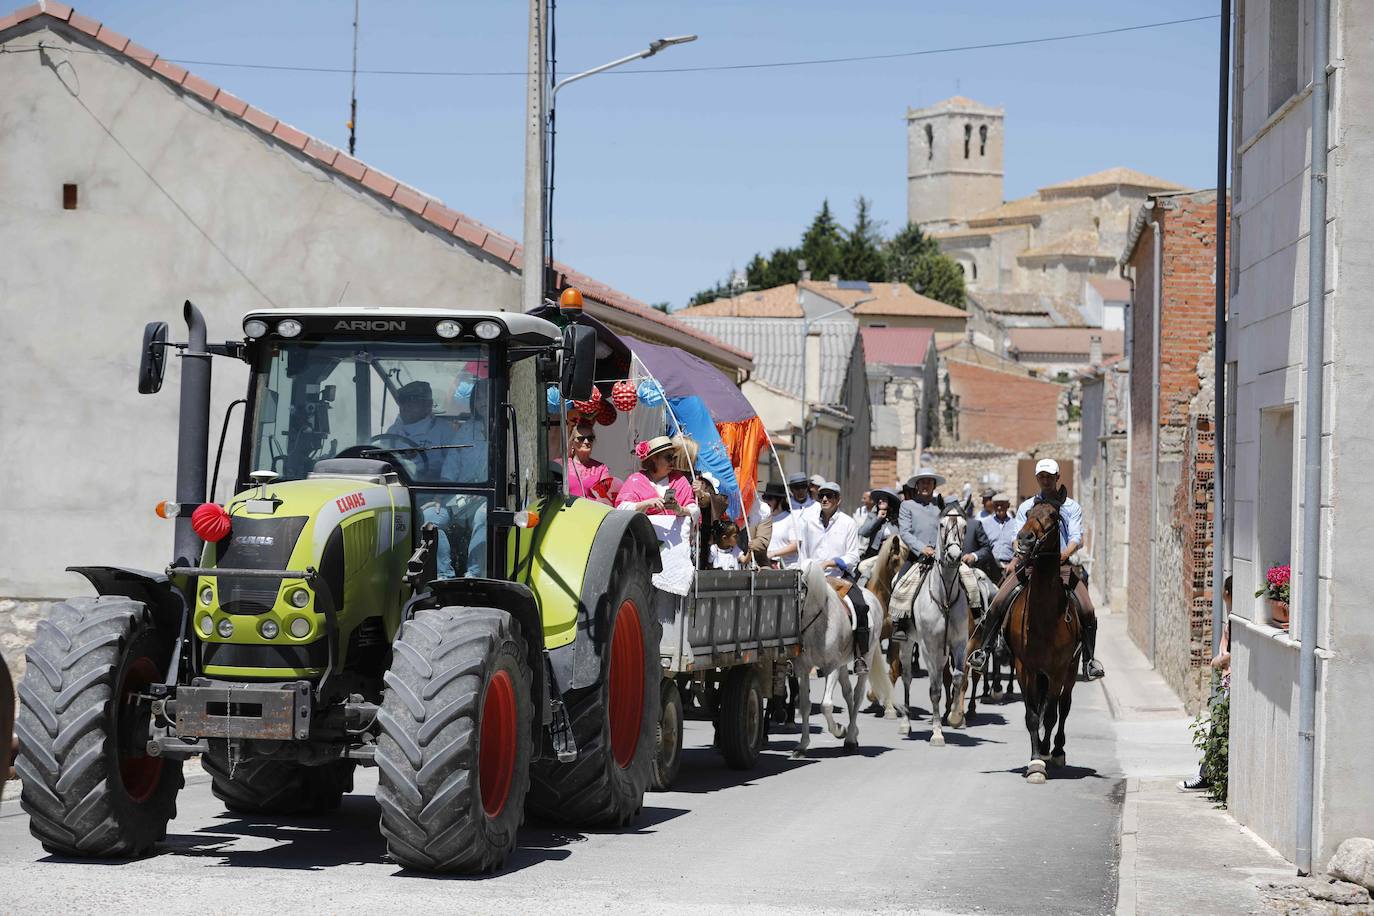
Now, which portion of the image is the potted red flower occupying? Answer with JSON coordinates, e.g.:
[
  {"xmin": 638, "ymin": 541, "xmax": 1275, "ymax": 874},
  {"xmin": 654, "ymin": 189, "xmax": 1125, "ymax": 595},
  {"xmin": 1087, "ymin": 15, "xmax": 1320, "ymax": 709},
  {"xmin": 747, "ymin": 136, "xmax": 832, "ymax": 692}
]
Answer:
[{"xmin": 1255, "ymin": 564, "xmax": 1291, "ymax": 630}]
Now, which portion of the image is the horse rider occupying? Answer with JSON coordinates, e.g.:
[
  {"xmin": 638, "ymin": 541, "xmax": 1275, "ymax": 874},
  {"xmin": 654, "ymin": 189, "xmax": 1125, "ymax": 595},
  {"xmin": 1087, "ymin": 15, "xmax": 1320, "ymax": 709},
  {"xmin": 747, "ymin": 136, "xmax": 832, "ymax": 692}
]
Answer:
[
  {"xmin": 797, "ymin": 480, "xmax": 871, "ymax": 672},
  {"xmin": 963, "ymin": 491, "xmax": 1016, "ymax": 585},
  {"xmin": 968, "ymin": 459, "xmax": 1105, "ymax": 680},
  {"xmin": 976, "ymin": 487, "xmax": 997, "ymax": 520}
]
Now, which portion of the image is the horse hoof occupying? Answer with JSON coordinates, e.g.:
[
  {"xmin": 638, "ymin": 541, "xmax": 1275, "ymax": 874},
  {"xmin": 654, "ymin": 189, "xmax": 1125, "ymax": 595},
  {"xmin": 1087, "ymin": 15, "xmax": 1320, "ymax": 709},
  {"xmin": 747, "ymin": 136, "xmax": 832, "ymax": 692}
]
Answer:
[
  {"xmin": 1051, "ymin": 753, "xmax": 1066, "ymax": 768},
  {"xmin": 843, "ymin": 741, "xmax": 859, "ymax": 755},
  {"xmin": 930, "ymin": 732, "xmax": 945, "ymax": 747},
  {"xmin": 990, "ymin": 691, "xmax": 1005, "ymax": 702},
  {"xmin": 1027, "ymin": 759, "xmax": 1047, "ymax": 777},
  {"xmin": 883, "ymin": 707, "xmax": 897, "ymax": 720},
  {"xmin": 948, "ymin": 713, "xmax": 965, "ymax": 729},
  {"xmin": 1027, "ymin": 771, "xmax": 1047, "ymax": 785},
  {"xmin": 897, "ymin": 721, "xmax": 911, "ymax": 736},
  {"xmin": 790, "ymin": 748, "xmax": 809, "ymax": 760}
]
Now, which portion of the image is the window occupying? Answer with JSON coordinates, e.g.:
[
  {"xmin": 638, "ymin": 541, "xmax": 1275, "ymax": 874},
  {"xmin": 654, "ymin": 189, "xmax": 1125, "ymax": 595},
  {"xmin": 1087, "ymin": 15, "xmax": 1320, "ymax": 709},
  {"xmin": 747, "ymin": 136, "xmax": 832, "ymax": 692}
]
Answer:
[
  {"xmin": 978, "ymin": 125, "xmax": 988, "ymax": 156},
  {"xmin": 924, "ymin": 124, "xmax": 933, "ymax": 161},
  {"xmin": 1255, "ymin": 405, "xmax": 1295, "ymax": 623},
  {"xmin": 1267, "ymin": 0, "xmax": 1300, "ymax": 115},
  {"xmin": 963, "ymin": 124, "xmax": 972, "ymax": 159}
]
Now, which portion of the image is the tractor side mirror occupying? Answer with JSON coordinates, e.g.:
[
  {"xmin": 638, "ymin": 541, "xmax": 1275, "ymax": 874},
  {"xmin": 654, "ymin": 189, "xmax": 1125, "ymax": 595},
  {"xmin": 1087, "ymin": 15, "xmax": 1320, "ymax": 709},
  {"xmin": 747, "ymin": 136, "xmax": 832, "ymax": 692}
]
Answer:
[
  {"xmin": 138, "ymin": 321, "xmax": 169, "ymax": 394},
  {"xmin": 559, "ymin": 325, "xmax": 597, "ymax": 401}
]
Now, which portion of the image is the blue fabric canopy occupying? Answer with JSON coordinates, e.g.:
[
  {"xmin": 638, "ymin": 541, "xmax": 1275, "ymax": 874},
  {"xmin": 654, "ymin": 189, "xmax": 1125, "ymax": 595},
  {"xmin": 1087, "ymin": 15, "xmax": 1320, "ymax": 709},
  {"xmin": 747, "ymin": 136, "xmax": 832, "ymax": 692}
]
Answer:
[{"xmin": 663, "ymin": 395, "xmax": 744, "ymax": 520}]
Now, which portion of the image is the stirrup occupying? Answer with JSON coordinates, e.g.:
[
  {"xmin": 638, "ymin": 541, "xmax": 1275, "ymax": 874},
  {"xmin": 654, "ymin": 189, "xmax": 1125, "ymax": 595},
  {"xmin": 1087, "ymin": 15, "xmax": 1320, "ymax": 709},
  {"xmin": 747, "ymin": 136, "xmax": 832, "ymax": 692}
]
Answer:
[
  {"xmin": 853, "ymin": 655, "xmax": 869, "ymax": 675},
  {"xmin": 1085, "ymin": 659, "xmax": 1105, "ymax": 680},
  {"xmin": 968, "ymin": 648, "xmax": 989, "ymax": 673}
]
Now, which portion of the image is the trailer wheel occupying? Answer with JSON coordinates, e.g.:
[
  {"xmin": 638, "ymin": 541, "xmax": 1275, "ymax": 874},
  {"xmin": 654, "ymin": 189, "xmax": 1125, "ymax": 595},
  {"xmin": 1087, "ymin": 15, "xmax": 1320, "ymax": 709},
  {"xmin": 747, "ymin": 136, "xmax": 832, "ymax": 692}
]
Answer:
[
  {"xmin": 375, "ymin": 607, "xmax": 532, "ymax": 873},
  {"xmin": 205, "ymin": 753, "xmax": 354, "ymax": 815},
  {"xmin": 717, "ymin": 666, "xmax": 766, "ymax": 770},
  {"xmin": 650, "ymin": 678, "xmax": 683, "ymax": 792},
  {"xmin": 528, "ymin": 541, "xmax": 660, "ymax": 826},
  {"xmin": 15, "ymin": 597, "xmax": 183, "ymax": 857}
]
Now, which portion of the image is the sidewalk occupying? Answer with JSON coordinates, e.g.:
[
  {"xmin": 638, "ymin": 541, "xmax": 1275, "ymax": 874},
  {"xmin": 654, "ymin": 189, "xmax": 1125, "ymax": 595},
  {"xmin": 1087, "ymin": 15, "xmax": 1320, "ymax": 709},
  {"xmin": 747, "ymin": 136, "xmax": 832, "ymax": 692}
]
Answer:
[{"xmin": 1096, "ymin": 610, "xmax": 1296, "ymax": 916}]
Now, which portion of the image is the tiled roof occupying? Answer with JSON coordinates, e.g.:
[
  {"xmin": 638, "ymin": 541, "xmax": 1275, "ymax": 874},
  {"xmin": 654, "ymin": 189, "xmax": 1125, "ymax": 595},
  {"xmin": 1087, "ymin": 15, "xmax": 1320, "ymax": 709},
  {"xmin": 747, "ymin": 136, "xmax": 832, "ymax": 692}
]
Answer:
[
  {"xmin": 1038, "ymin": 167, "xmax": 1185, "ymax": 196},
  {"xmin": 0, "ymin": 3, "xmax": 749, "ymax": 368},
  {"xmin": 1006, "ymin": 328, "xmax": 1124, "ymax": 358},
  {"xmin": 675, "ymin": 317, "xmax": 857, "ymax": 406},
  {"xmin": 675, "ymin": 284, "xmax": 801, "ymax": 318},
  {"xmin": 969, "ymin": 291, "xmax": 1053, "ymax": 316},
  {"xmin": 1087, "ymin": 277, "xmax": 1132, "ymax": 301},
  {"xmin": 860, "ymin": 326, "xmax": 934, "ymax": 368},
  {"xmin": 965, "ymin": 195, "xmax": 1075, "ymax": 227},
  {"xmin": 1017, "ymin": 230, "xmax": 1117, "ymax": 261},
  {"xmin": 907, "ymin": 96, "xmax": 1003, "ymax": 117},
  {"xmin": 802, "ymin": 280, "xmax": 967, "ymax": 319}
]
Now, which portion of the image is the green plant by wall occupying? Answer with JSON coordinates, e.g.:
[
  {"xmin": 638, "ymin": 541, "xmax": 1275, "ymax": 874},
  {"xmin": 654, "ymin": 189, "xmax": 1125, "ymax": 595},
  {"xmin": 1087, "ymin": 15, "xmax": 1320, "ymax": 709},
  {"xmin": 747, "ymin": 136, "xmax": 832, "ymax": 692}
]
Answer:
[{"xmin": 1190, "ymin": 671, "xmax": 1230, "ymax": 806}]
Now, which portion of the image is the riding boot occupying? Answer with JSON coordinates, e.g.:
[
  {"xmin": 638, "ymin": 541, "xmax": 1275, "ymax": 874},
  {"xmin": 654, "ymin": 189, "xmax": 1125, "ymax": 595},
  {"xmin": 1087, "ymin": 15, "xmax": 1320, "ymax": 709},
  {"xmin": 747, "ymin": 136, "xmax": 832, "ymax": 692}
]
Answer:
[
  {"xmin": 849, "ymin": 586, "xmax": 871, "ymax": 673},
  {"xmin": 1082, "ymin": 614, "xmax": 1105, "ymax": 679}
]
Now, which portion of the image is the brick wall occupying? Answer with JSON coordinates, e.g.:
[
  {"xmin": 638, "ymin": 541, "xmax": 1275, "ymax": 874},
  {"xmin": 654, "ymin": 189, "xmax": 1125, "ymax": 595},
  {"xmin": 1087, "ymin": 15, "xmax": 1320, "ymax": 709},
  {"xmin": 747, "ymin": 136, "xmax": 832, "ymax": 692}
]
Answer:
[
  {"xmin": 869, "ymin": 447, "xmax": 897, "ymax": 489},
  {"xmin": 947, "ymin": 359, "xmax": 1063, "ymax": 451},
  {"xmin": 1125, "ymin": 190, "xmax": 1227, "ymax": 704}
]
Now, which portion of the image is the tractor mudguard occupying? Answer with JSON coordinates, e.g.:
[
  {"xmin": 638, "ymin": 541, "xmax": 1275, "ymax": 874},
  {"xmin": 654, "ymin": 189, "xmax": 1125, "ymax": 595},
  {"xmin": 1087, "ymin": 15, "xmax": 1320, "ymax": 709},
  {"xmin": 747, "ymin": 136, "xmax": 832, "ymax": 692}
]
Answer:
[
  {"xmin": 423, "ymin": 578, "xmax": 547, "ymax": 724},
  {"xmin": 66, "ymin": 565, "xmax": 187, "ymax": 632},
  {"xmin": 548, "ymin": 511, "xmax": 661, "ymax": 693}
]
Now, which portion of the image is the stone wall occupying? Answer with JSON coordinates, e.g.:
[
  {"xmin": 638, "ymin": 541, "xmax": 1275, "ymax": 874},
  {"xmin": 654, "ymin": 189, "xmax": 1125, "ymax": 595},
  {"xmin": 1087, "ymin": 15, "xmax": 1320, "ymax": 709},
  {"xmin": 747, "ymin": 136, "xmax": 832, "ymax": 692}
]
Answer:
[
  {"xmin": 925, "ymin": 442, "xmax": 1020, "ymax": 497},
  {"xmin": 0, "ymin": 599, "xmax": 53, "ymax": 686}
]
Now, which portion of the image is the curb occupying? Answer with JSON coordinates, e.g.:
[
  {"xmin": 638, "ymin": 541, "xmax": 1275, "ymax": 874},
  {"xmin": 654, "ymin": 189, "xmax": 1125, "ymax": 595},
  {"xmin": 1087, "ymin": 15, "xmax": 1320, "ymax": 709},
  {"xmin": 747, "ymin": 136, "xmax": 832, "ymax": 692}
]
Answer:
[{"xmin": 1117, "ymin": 776, "xmax": 1139, "ymax": 916}]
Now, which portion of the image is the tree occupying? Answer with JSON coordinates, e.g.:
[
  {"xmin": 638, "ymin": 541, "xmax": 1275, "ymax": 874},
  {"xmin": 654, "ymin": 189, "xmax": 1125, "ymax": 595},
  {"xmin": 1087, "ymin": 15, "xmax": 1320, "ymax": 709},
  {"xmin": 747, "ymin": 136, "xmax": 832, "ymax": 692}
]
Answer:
[
  {"xmin": 883, "ymin": 222, "xmax": 966, "ymax": 308},
  {"xmin": 799, "ymin": 200, "xmax": 844, "ymax": 281},
  {"xmin": 839, "ymin": 196, "xmax": 885, "ymax": 281}
]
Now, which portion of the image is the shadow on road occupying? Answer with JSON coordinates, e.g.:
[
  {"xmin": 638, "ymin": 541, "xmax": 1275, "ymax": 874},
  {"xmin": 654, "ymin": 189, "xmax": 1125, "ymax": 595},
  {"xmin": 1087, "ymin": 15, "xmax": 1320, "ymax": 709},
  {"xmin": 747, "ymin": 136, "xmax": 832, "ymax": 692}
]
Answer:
[
  {"xmin": 980, "ymin": 762, "xmax": 1109, "ymax": 781},
  {"xmin": 902, "ymin": 728, "xmax": 1004, "ymax": 747},
  {"xmin": 662, "ymin": 747, "xmax": 817, "ymax": 793}
]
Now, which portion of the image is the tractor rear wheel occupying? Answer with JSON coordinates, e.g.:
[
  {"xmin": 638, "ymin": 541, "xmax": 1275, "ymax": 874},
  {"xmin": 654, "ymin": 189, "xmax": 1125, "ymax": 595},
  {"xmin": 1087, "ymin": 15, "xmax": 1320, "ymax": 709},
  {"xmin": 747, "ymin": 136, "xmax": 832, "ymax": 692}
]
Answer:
[
  {"xmin": 205, "ymin": 752, "xmax": 354, "ymax": 815},
  {"xmin": 650, "ymin": 678, "xmax": 683, "ymax": 792},
  {"xmin": 16, "ymin": 596, "xmax": 183, "ymax": 857},
  {"xmin": 527, "ymin": 542, "xmax": 659, "ymax": 826},
  {"xmin": 717, "ymin": 666, "xmax": 766, "ymax": 770},
  {"xmin": 375, "ymin": 607, "xmax": 531, "ymax": 873}
]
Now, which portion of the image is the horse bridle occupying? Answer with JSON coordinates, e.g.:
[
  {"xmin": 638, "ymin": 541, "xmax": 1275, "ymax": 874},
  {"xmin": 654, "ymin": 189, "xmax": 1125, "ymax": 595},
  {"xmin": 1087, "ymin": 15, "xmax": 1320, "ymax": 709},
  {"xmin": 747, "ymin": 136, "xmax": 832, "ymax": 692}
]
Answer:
[{"xmin": 1015, "ymin": 507, "xmax": 1061, "ymax": 565}]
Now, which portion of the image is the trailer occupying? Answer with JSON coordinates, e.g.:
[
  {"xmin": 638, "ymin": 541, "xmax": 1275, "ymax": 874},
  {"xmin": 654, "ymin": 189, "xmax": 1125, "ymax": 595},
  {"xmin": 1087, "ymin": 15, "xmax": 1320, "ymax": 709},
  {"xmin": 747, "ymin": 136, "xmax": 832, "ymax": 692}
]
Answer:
[{"xmin": 652, "ymin": 567, "xmax": 803, "ymax": 788}]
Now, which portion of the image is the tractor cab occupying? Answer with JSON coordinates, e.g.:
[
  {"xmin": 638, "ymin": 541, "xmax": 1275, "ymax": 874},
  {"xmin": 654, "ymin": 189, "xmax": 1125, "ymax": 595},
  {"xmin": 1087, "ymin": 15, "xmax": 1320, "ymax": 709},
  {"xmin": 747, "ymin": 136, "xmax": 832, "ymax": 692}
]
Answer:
[{"xmin": 236, "ymin": 308, "xmax": 560, "ymax": 585}]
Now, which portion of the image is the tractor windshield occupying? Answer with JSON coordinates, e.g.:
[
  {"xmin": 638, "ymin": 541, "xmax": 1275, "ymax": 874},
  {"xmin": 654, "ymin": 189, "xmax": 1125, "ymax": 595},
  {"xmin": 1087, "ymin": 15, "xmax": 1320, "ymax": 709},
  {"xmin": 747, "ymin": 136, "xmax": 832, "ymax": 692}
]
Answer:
[{"xmin": 250, "ymin": 340, "xmax": 493, "ymax": 486}]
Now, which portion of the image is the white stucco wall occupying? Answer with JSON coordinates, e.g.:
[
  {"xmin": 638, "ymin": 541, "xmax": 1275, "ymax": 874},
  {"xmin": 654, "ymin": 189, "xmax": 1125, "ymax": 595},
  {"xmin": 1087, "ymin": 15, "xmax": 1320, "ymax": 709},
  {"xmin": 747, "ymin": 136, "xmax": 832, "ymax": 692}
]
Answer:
[
  {"xmin": 1227, "ymin": 0, "xmax": 1374, "ymax": 864},
  {"xmin": 0, "ymin": 23, "xmax": 521, "ymax": 597}
]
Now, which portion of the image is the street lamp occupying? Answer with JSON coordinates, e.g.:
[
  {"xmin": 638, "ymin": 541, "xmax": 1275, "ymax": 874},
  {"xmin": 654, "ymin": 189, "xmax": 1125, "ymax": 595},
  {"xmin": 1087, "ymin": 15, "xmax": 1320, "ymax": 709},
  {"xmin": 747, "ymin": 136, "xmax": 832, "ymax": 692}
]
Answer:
[{"xmin": 541, "ymin": 32, "xmax": 699, "ymax": 301}]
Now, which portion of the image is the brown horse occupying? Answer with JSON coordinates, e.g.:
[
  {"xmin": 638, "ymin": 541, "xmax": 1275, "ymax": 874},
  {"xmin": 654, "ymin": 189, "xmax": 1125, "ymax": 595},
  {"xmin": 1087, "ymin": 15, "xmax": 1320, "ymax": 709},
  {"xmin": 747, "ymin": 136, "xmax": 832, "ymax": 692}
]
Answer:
[{"xmin": 1005, "ymin": 494, "xmax": 1080, "ymax": 784}]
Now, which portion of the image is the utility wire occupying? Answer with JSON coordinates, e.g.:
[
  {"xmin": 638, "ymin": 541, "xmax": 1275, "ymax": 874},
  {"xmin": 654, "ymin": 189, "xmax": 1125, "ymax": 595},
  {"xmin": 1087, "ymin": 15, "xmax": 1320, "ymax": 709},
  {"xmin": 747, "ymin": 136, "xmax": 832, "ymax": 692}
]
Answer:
[{"xmin": 0, "ymin": 14, "xmax": 1218, "ymax": 78}]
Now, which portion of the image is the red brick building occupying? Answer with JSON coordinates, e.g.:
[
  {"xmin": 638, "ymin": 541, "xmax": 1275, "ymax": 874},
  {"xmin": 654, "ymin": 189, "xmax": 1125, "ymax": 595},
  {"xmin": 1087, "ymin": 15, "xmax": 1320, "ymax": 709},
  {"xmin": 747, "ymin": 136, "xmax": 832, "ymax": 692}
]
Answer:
[
  {"xmin": 1122, "ymin": 189, "xmax": 1228, "ymax": 711},
  {"xmin": 946, "ymin": 359, "xmax": 1062, "ymax": 452}
]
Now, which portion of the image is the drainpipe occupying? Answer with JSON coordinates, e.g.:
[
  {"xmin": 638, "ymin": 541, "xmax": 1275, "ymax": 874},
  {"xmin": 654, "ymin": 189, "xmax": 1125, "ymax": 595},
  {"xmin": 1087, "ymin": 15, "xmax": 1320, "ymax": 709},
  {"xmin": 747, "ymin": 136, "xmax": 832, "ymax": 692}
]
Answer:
[
  {"xmin": 1212, "ymin": 0, "xmax": 1231, "ymax": 660},
  {"xmin": 1149, "ymin": 203, "xmax": 1162, "ymax": 664},
  {"xmin": 1119, "ymin": 262, "xmax": 1136, "ymax": 591},
  {"xmin": 1296, "ymin": 0, "xmax": 1330, "ymax": 877}
]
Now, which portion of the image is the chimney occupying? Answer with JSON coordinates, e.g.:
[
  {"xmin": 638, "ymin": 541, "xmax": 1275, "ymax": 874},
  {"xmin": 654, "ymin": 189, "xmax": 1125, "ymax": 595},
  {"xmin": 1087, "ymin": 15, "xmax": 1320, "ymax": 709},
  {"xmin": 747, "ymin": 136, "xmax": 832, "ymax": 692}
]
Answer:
[
  {"xmin": 1089, "ymin": 334, "xmax": 1103, "ymax": 366},
  {"xmin": 805, "ymin": 328, "xmax": 823, "ymax": 406},
  {"xmin": 829, "ymin": 274, "xmax": 839, "ymax": 285}
]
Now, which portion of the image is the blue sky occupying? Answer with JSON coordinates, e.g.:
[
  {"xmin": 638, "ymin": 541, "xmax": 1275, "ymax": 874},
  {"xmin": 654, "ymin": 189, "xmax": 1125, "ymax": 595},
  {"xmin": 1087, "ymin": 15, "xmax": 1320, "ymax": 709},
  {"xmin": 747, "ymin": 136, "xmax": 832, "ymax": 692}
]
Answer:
[{"xmin": 66, "ymin": 1, "xmax": 1224, "ymax": 308}]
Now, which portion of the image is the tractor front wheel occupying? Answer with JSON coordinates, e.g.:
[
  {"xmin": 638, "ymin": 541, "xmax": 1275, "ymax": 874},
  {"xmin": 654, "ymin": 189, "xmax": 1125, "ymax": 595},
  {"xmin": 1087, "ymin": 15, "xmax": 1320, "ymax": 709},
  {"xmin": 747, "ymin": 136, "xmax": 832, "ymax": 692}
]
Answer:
[
  {"xmin": 205, "ymin": 753, "xmax": 354, "ymax": 815},
  {"xmin": 527, "ymin": 542, "xmax": 660, "ymax": 826},
  {"xmin": 376, "ymin": 607, "xmax": 531, "ymax": 873},
  {"xmin": 16, "ymin": 597, "xmax": 183, "ymax": 857}
]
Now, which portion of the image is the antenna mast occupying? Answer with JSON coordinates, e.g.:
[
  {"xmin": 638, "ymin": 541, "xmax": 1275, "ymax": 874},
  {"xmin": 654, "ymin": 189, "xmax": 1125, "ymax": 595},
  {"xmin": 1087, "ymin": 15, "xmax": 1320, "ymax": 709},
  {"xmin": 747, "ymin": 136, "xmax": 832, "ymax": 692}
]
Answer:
[{"xmin": 348, "ymin": 0, "xmax": 359, "ymax": 155}]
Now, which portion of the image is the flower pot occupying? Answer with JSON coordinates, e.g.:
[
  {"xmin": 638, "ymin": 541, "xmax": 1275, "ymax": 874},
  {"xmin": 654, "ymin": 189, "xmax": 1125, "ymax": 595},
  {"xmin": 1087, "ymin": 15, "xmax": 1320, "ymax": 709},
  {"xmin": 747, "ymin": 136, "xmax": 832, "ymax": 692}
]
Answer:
[{"xmin": 1267, "ymin": 598, "xmax": 1290, "ymax": 630}]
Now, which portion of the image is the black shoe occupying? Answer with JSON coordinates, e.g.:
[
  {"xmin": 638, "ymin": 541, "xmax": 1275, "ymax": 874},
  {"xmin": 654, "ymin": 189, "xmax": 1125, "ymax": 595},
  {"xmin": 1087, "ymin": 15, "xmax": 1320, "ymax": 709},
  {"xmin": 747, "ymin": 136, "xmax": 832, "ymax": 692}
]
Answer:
[{"xmin": 1177, "ymin": 775, "xmax": 1209, "ymax": 792}]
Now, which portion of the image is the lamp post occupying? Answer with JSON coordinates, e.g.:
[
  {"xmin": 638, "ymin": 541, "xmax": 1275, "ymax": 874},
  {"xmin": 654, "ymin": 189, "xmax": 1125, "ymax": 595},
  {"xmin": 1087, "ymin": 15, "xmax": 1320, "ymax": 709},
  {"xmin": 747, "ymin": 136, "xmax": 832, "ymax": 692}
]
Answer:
[{"xmin": 540, "ymin": 31, "xmax": 698, "ymax": 302}]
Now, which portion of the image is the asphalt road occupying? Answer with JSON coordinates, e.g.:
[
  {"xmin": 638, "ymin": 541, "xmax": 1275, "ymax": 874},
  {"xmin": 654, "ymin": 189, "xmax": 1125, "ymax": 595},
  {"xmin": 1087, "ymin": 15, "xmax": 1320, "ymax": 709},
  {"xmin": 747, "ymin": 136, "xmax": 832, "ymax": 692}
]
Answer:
[{"xmin": 0, "ymin": 671, "xmax": 1124, "ymax": 915}]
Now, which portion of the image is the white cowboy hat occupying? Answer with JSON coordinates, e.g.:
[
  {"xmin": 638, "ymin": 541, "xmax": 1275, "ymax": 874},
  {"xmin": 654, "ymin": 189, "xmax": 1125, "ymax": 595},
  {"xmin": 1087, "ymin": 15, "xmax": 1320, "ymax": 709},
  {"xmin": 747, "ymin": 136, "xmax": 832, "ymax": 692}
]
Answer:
[{"xmin": 905, "ymin": 467, "xmax": 946, "ymax": 488}]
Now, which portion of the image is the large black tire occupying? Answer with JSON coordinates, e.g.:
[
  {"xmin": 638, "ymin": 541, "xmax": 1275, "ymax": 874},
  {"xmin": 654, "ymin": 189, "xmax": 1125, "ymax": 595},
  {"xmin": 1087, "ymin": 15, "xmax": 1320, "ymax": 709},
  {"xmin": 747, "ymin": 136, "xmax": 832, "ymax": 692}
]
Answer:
[
  {"xmin": 650, "ymin": 678, "xmax": 683, "ymax": 792},
  {"xmin": 375, "ymin": 607, "xmax": 532, "ymax": 873},
  {"xmin": 717, "ymin": 666, "xmax": 766, "ymax": 770},
  {"xmin": 205, "ymin": 753, "xmax": 354, "ymax": 815},
  {"xmin": 1, "ymin": 652, "xmax": 14, "ymax": 778},
  {"xmin": 16, "ymin": 596, "xmax": 183, "ymax": 857},
  {"xmin": 527, "ymin": 542, "xmax": 660, "ymax": 826}
]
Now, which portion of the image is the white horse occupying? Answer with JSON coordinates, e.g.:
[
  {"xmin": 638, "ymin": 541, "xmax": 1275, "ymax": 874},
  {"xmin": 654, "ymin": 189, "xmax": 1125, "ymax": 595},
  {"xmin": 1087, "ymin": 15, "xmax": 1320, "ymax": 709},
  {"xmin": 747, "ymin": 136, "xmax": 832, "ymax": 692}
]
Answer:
[
  {"xmin": 791, "ymin": 561, "xmax": 895, "ymax": 758},
  {"xmin": 895, "ymin": 508, "xmax": 970, "ymax": 747}
]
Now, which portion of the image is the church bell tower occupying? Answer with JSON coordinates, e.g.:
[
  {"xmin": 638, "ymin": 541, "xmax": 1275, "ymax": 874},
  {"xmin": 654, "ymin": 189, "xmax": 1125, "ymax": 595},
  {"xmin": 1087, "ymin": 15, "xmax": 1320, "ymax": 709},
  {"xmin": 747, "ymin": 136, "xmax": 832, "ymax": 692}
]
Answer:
[{"xmin": 906, "ymin": 96, "xmax": 1005, "ymax": 231}]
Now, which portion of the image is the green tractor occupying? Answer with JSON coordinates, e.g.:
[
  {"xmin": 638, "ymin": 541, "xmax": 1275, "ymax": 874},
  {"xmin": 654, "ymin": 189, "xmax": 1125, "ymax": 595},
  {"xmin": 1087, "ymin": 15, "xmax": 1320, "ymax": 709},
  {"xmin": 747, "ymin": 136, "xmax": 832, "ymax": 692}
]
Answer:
[{"xmin": 15, "ymin": 300, "xmax": 662, "ymax": 872}]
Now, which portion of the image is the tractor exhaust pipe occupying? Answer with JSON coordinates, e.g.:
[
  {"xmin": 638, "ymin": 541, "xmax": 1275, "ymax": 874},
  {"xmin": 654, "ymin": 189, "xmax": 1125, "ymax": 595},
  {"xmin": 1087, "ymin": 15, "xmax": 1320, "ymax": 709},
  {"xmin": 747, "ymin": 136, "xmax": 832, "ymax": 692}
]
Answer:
[{"xmin": 173, "ymin": 301, "xmax": 213, "ymax": 568}]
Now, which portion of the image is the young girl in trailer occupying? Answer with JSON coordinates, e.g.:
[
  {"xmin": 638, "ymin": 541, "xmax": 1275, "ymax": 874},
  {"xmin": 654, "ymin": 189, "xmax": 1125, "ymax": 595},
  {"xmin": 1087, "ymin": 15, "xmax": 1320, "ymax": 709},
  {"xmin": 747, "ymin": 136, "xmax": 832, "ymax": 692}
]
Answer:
[{"xmin": 708, "ymin": 519, "xmax": 745, "ymax": 570}]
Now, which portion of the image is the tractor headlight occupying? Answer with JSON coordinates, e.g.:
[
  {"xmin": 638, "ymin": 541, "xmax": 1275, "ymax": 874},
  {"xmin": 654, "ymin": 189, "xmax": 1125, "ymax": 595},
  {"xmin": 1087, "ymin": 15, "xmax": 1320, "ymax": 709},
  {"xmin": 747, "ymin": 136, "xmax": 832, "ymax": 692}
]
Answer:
[
  {"xmin": 243, "ymin": 319, "xmax": 268, "ymax": 339},
  {"xmin": 198, "ymin": 615, "xmax": 213, "ymax": 636},
  {"xmin": 217, "ymin": 618, "xmax": 234, "ymax": 638},
  {"xmin": 277, "ymin": 319, "xmax": 303, "ymax": 338},
  {"xmin": 435, "ymin": 319, "xmax": 462, "ymax": 339},
  {"xmin": 259, "ymin": 619, "xmax": 280, "ymax": 639},
  {"xmin": 287, "ymin": 588, "xmax": 310, "ymax": 608},
  {"xmin": 199, "ymin": 586, "xmax": 214, "ymax": 606},
  {"xmin": 474, "ymin": 320, "xmax": 502, "ymax": 340},
  {"xmin": 288, "ymin": 617, "xmax": 311, "ymax": 639}
]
